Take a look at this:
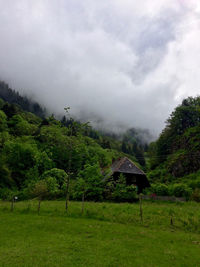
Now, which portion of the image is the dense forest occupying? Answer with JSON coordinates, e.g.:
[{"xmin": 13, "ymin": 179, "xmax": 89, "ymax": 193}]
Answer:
[
  {"xmin": 1, "ymin": 80, "xmax": 200, "ymax": 202},
  {"xmin": 148, "ymin": 96, "xmax": 200, "ymax": 200},
  {"xmin": 0, "ymin": 81, "xmax": 145, "ymax": 202},
  {"xmin": 0, "ymin": 80, "xmax": 147, "ymax": 166}
]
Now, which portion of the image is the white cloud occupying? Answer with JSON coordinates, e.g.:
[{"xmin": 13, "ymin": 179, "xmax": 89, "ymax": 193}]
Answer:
[{"xmin": 0, "ymin": 0, "xmax": 199, "ymax": 137}]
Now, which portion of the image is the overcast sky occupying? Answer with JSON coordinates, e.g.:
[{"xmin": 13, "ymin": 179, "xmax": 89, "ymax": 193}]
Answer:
[{"xmin": 0, "ymin": 0, "xmax": 200, "ymax": 136}]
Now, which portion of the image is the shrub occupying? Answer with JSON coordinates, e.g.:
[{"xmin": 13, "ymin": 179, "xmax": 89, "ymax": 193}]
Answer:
[
  {"xmin": 0, "ymin": 188, "xmax": 18, "ymax": 201},
  {"xmin": 45, "ymin": 177, "xmax": 59, "ymax": 197},
  {"xmin": 71, "ymin": 178, "xmax": 86, "ymax": 201},
  {"xmin": 41, "ymin": 168, "xmax": 67, "ymax": 189},
  {"xmin": 191, "ymin": 188, "xmax": 200, "ymax": 202},
  {"xmin": 171, "ymin": 183, "xmax": 192, "ymax": 199},
  {"xmin": 77, "ymin": 163, "xmax": 103, "ymax": 201},
  {"xmin": 112, "ymin": 174, "xmax": 138, "ymax": 202},
  {"xmin": 17, "ymin": 188, "xmax": 30, "ymax": 200},
  {"xmin": 147, "ymin": 168, "xmax": 167, "ymax": 183},
  {"xmin": 150, "ymin": 183, "xmax": 169, "ymax": 196},
  {"xmin": 188, "ymin": 178, "xmax": 200, "ymax": 190},
  {"xmin": 31, "ymin": 180, "xmax": 49, "ymax": 200}
]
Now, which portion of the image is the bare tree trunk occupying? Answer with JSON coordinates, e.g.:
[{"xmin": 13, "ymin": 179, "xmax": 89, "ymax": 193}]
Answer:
[
  {"xmin": 65, "ymin": 175, "xmax": 70, "ymax": 211},
  {"xmin": 66, "ymin": 132, "xmax": 72, "ymax": 212},
  {"xmin": 139, "ymin": 193, "xmax": 143, "ymax": 223},
  {"xmin": 81, "ymin": 191, "xmax": 85, "ymax": 215},
  {"xmin": 38, "ymin": 199, "xmax": 41, "ymax": 215}
]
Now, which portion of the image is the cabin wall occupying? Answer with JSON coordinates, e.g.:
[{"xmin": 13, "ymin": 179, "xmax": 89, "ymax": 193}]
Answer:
[{"xmin": 112, "ymin": 172, "xmax": 148, "ymax": 193}]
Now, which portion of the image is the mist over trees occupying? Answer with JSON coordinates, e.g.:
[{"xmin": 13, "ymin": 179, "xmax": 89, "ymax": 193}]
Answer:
[
  {"xmin": 0, "ymin": 81, "xmax": 145, "ymax": 202},
  {"xmin": 0, "ymin": 81, "xmax": 45, "ymax": 118},
  {"xmin": 1, "ymin": 80, "xmax": 200, "ymax": 201}
]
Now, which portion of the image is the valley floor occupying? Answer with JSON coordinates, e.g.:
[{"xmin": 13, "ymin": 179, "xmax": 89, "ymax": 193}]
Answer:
[{"xmin": 0, "ymin": 201, "xmax": 200, "ymax": 267}]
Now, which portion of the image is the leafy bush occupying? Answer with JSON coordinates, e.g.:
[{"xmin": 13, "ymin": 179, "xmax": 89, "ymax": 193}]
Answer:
[
  {"xmin": 76, "ymin": 163, "xmax": 104, "ymax": 201},
  {"xmin": 191, "ymin": 188, "xmax": 200, "ymax": 202},
  {"xmin": 45, "ymin": 177, "xmax": 59, "ymax": 197},
  {"xmin": 111, "ymin": 174, "xmax": 138, "ymax": 202},
  {"xmin": 71, "ymin": 178, "xmax": 86, "ymax": 201},
  {"xmin": 147, "ymin": 167, "xmax": 169, "ymax": 183},
  {"xmin": 17, "ymin": 188, "xmax": 30, "ymax": 200},
  {"xmin": 31, "ymin": 178, "xmax": 59, "ymax": 200},
  {"xmin": 31, "ymin": 180, "xmax": 49, "ymax": 200},
  {"xmin": 0, "ymin": 188, "xmax": 18, "ymax": 201},
  {"xmin": 150, "ymin": 183, "xmax": 169, "ymax": 196},
  {"xmin": 3, "ymin": 141, "xmax": 39, "ymax": 187},
  {"xmin": 171, "ymin": 183, "xmax": 192, "ymax": 199},
  {"xmin": 147, "ymin": 183, "xmax": 192, "ymax": 199},
  {"xmin": 41, "ymin": 168, "xmax": 67, "ymax": 189},
  {"xmin": 113, "ymin": 185, "xmax": 137, "ymax": 202},
  {"xmin": 187, "ymin": 178, "xmax": 200, "ymax": 190}
]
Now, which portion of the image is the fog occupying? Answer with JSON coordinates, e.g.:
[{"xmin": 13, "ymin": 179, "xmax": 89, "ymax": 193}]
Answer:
[{"xmin": 0, "ymin": 0, "xmax": 200, "ymax": 137}]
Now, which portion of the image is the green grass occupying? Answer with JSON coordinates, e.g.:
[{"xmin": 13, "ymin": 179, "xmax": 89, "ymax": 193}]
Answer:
[{"xmin": 0, "ymin": 200, "xmax": 200, "ymax": 266}]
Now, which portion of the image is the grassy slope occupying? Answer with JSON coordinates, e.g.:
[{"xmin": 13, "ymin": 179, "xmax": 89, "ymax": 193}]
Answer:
[{"xmin": 0, "ymin": 201, "xmax": 200, "ymax": 267}]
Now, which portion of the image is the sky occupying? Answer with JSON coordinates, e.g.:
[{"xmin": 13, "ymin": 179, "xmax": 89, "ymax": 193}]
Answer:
[{"xmin": 0, "ymin": 0, "xmax": 200, "ymax": 136}]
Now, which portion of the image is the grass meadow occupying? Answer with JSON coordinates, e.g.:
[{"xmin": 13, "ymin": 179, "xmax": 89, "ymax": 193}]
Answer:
[{"xmin": 0, "ymin": 200, "xmax": 200, "ymax": 266}]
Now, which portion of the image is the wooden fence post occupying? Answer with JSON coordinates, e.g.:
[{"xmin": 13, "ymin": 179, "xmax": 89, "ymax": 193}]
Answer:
[
  {"xmin": 139, "ymin": 193, "xmax": 143, "ymax": 223},
  {"xmin": 81, "ymin": 191, "xmax": 85, "ymax": 215},
  {"xmin": 11, "ymin": 197, "xmax": 14, "ymax": 212},
  {"xmin": 65, "ymin": 175, "xmax": 70, "ymax": 212},
  {"xmin": 38, "ymin": 199, "xmax": 41, "ymax": 215}
]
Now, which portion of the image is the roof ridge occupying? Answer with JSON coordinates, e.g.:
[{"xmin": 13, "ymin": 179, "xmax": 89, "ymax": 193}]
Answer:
[
  {"xmin": 127, "ymin": 158, "xmax": 145, "ymax": 175},
  {"xmin": 110, "ymin": 157, "xmax": 145, "ymax": 176},
  {"xmin": 115, "ymin": 157, "xmax": 126, "ymax": 171}
]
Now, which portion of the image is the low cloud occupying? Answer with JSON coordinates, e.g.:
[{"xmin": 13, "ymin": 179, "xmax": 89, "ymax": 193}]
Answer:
[{"xmin": 0, "ymin": 0, "xmax": 199, "ymax": 137}]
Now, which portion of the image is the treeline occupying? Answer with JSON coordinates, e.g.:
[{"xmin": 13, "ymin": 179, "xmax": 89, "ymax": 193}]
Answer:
[
  {"xmin": 0, "ymin": 81, "xmax": 45, "ymax": 118},
  {"xmin": 147, "ymin": 96, "xmax": 200, "ymax": 200},
  {"xmin": 0, "ymin": 80, "xmax": 147, "ymax": 166},
  {"xmin": 61, "ymin": 116, "xmax": 147, "ymax": 168},
  {"xmin": 0, "ymin": 96, "xmax": 140, "ymax": 202}
]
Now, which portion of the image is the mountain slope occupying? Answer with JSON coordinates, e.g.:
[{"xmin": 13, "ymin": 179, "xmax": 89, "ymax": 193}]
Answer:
[{"xmin": 148, "ymin": 96, "xmax": 200, "ymax": 183}]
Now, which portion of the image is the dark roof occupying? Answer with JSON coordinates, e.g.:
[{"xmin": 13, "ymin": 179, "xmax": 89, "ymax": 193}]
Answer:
[{"xmin": 111, "ymin": 157, "xmax": 145, "ymax": 176}]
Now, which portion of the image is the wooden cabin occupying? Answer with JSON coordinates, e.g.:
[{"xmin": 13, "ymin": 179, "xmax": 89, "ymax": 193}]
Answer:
[{"xmin": 109, "ymin": 157, "xmax": 150, "ymax": 193}]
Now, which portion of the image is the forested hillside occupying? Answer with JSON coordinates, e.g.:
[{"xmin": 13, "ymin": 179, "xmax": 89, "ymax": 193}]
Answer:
[
  {"xmin": 0, "ymin": 81, "xmax": 145, "ymax": 202},
  {"xmin": 147, "ymin": 96, "xmax": 200, "ymax": 200},
  {"xmin": 0, "ymin": 81, "xmax": 45, "ymax": 118},
  {"xmin": 0, "ymin": 80, "xmax": 147, "ymax": 163},
  {"xmin": 2, "ymin": 80, "xmax": 200, "ymax": 201}
]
